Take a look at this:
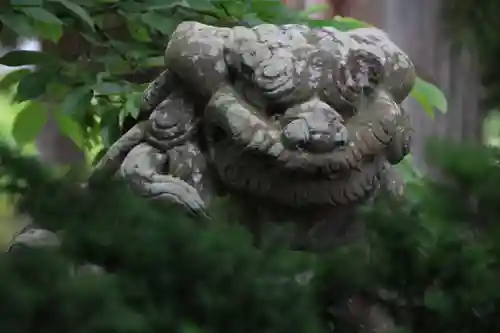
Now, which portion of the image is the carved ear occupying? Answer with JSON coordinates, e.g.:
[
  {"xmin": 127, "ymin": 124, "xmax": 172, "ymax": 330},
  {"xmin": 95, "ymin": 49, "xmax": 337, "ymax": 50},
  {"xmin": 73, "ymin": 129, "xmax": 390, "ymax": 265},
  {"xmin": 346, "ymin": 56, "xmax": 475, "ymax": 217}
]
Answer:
[{"xmin": 164, "ymin": 22, "xmax": 231, "ymax": 97}]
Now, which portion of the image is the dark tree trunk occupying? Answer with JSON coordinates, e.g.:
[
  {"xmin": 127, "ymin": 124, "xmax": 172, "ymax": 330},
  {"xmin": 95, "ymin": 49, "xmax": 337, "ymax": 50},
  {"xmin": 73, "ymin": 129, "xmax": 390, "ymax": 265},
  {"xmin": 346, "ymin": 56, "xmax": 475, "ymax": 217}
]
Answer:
[{"xmin": 36, "ymin": 33, "xmax": 88, "ymax": 166}]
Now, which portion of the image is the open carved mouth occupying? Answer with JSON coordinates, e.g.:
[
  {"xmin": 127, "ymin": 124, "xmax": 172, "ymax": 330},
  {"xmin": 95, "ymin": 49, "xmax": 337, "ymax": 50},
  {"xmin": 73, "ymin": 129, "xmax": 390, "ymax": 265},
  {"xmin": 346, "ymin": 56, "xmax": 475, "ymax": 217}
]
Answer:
[{"xmin": 203, "ymin": 85, "xmax": 410, "ymax": 206}]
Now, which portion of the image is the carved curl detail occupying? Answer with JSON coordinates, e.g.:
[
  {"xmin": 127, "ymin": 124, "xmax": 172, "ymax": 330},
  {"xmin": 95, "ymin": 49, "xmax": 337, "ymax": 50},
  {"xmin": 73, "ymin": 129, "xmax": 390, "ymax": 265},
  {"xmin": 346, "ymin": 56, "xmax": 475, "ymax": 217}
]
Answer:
[{"xmin": 91, "ymin": 21, "xmax": 415, "ymax": 210}]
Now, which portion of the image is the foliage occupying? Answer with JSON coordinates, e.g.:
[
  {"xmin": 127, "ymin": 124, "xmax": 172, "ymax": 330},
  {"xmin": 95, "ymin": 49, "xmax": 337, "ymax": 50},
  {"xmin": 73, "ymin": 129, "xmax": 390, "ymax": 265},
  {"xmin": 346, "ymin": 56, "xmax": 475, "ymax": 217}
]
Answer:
[
  {"xmin": 0, "ymin": 0, "xmax": 446, "ymax": 161},
  {"xmin": 0, "ymin": 140, "xmax": 323, "ymax": 333},
  {"xmin": 315, "ymin": 140, "xmax": 500, "ymax": 332},
  {"xmin": 484, "ymin": 111, "xmax": 500, "ymax": 147},
  {"xmin": 3, "ymin": 134, "xmax": 500, "ymax": 333}
]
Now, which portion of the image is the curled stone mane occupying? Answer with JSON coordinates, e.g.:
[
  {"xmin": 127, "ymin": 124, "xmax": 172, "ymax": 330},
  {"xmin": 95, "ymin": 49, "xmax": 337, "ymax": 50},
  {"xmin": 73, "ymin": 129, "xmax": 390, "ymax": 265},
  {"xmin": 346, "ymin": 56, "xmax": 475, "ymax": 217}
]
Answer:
[
  {"xmin": 145, "ymin": 22, "xmax": 413, "ymax": 208},
  {"xmin": 88, "ymin": 21, "xmax": 415, "ymax": 211},
  {"xmin": 7, "ymin": 21, "xmax": 416, "ymax": 244}
]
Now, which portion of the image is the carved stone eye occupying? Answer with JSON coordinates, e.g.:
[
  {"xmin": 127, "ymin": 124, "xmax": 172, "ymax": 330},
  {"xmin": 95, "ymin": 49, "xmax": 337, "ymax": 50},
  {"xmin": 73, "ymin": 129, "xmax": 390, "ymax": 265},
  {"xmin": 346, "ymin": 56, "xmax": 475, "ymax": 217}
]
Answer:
[
  {"xmin": 253, "ymin": 52, "xmax": 295, "ymax": 99},
  {"xmin": 225, "ymin": 40, "xmax": 272, "ymax": 76}
]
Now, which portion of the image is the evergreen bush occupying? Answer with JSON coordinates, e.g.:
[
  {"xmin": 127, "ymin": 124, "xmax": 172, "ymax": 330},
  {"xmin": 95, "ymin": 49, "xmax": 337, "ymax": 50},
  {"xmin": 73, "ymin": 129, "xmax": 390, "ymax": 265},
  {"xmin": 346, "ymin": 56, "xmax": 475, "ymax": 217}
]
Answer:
[
  {"xmin": 0, "ymin": 142, "xmax": 322, "ymax": 333},
  {"xmin": 314, "ymin": 141, "xmax": 500, "ymax": 332},
  {"xmin": 2, "ymin": 140, "xmax": 500, "ymax": 333}
]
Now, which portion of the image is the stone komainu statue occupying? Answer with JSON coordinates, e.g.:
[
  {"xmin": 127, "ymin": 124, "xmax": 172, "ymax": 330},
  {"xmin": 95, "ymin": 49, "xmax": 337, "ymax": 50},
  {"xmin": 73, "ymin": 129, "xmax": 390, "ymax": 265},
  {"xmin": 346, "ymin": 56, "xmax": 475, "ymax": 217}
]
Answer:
[
  {"xmin": 10, "ymin": 20, "xmax": 415, "ymax": 251},
  {"xmin": 88, "ymin": 21, "xmax": 414, "ymax": 248},
  {"xmin": 7, "ymin": 21, "xmax": 415, "ymax": 331}
]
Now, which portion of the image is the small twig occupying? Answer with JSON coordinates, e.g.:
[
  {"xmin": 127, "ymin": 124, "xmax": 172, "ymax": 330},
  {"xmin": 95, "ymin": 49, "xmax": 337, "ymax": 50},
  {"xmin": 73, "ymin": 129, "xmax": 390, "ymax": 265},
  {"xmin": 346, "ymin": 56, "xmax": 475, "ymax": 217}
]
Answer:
[{"xmin": 217, "ymin": 3, "xmax": 231, "ymax": 17}]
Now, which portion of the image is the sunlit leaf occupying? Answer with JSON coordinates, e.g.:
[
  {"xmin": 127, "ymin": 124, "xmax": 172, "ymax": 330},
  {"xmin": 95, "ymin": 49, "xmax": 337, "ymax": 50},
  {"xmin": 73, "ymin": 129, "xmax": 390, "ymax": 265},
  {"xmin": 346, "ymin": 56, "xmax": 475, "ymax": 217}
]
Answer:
[
  {"xmin": 299, "ymin": 4, "xmax": 329, "ymax": 18},
  {"xmin": 91, "ymin": 147, "xmax": 107, "ymax": 166},
  {"xmin": 34, "ymin": 21, "xmax": 63, "ymax": 42},
  {"xmin": 332, "ymin": 16, "xmax": 370, "ymax": 30},
  {"xmin": 54, "ymin": 110, "xmax": 85, "ymax": 148},
  {"xmin": 124, "ymin": 92, "xmax": 141, "ymax": 119},
  {"xmin": 308, "ymin": 16, "xmax": 370, "ymax": 31},
  {"xmin": 100, "ymin": 111, "xmax": 121, "ymax": 148},
  {"xmin": 12, "ymin": 101, "xmax": 49, "ymax": 146},
  {"xmin": 0, "ymin": 68, "xmax": 31, "ymax": 91},
  {"xmin": 411, "ymin": 77, "xmax": 448, "ymax": 117},
  {"xmin": 127, "ymin": 20, "xmax": 151, "ymax": 42}
]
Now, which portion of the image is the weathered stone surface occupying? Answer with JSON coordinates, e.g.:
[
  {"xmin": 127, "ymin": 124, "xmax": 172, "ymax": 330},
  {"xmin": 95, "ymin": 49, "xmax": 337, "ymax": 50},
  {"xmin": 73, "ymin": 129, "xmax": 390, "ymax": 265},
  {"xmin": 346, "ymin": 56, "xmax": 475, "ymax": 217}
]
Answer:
[
  {"xmin": 10, "ymin": 20, "xmax": 415, "ymax": 250},
  {"xmin": 10, "ymin": 19, "xmax": 415, "ymax": 250},
  {"xmin": 92, "ymin": 21, "xmax": 414, "ymax": 215},
  {"xmin": 8, "ymin": 224, "xmax": 61, "ymax": 251}
]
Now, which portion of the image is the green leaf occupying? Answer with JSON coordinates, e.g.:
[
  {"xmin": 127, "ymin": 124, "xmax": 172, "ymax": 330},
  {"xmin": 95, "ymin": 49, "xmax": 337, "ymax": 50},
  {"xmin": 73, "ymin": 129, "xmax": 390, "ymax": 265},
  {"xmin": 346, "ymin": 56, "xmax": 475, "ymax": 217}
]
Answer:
[
  {"xmin": 299, "ymin": 4, "xmax": 329, "ymax": 17},
  {"xmin": 54, "ymin": 110, "xmax": 85, "ymax": 148},
  {"xmin": 14, "ymin": 70, "xmax": 54, "ymax": 102},
  {"xmin": 0, "ymin": 50, "xmax": 54, "ymax": 67},
  {"xmin": 141, "ymin": 56, "xmax": 164, "ymax": 68},
  {"xmin": 21, "ymin": 7, "xmax": 63, "ymax": 24},
  {"xmin": 46, "ymin": 81, "xmax": 72, "ymax": 100},
  {"xmin": 0, "ymin": 13, "xmax": 36, "ymax": 37},
  {"xmin": 397, "ymin": 155, "xmax": 423, "ymax": 184},
  {"xmin": 214, "ymin": 0, "xmax": 244, "ymax": 18},
  {"xmin": 100, "ymin": 111, "xmax": 121, "ymax": 148},
  {"xmin": 12, "ymin": 101, "xmax": 49, "ymax": 147},
  {"xmin": 60, "ymin": 86, "xmax": 93, "ymax": 116},
  {"xmin": 0, "ymin": 68, "xmax": 31, "ymax": 91},
  {"xmin": 239, "ymin": 13, "xmax": 266, "ymax": 27},
  {"xmin": 333, "ymin": 16, "xmax": 370, "ymax": 30},
  {"xmin": 48, "ymin": 0, "xmax": 95, "ymax": 30},
  {"xmin": 93, "ymin": 82, "xmax": 129, "ymax": 95},
  {"xmin": 423, "ymin": 288, "xmax": 451, "ymax": 312},
  {"xmin": 10, "ymin": 0, "xmax": 43, "ymax": 5},
  {"xmin": 124, "ymin": 92, "xmax": 141, "ymax": 119},
  {"xmin": 250, "ymin": 0, "xmax": 300, "ymax": 23},
  {"xmin": 186, "ymin": 0, "xmax": 217, "ymax": 12},
  {"xmin": 103, "ymin": 58, "xmax": 132, "ymax": 75},
  {"xmin": 34, "ymin": 21, "xmax": 63, "ymax": 42},
  {"xmin": 126, "ymin": 20, "xmax": 151, "ymax": 42},
  {"xmin": 81, "ymin": 33, "xmax": 107, "ymax": 46},
  {"xmin": 411, "ymin": 77, "xmax": 448, "ymax": 117},
  {"xmin": 91, "ymin": 147, "xmax": 107, "ymax": 166},
  {"xmin": 308, "ymin": 16, "xmax": 370, "ymax": 31},
  {"xmin": 141, "ymin": 12, "xmax": 178, "ymax": 35}
]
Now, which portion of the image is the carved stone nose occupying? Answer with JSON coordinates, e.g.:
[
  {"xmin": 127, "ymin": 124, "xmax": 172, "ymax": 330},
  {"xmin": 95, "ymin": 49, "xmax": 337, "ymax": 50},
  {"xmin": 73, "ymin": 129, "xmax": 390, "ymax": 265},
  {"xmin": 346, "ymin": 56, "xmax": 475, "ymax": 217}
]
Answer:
[
  {"xmin": 281, "ymin": 100, "xmax": 348, "ymax": 153},
  {"xmin": 281, "ymin": 117, "xmax": 348, "ymax": 153},
  {"xmin": 282, "ymin": 120, "xmax": 348, "ymax": 152}
]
